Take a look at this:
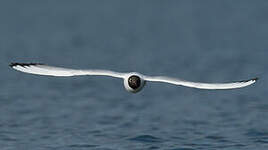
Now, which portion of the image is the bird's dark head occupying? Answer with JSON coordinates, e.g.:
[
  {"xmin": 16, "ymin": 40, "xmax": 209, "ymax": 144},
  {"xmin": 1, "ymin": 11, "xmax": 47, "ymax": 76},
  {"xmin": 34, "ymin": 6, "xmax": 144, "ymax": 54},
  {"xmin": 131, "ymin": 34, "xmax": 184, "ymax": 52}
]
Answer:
[
  {"xmin": 124, "ymin": 73, "xmax": 146, "ymax": 93},
  {"xmin": 128, "ymin": 75, "xmax": 141, "ymax": 90}
]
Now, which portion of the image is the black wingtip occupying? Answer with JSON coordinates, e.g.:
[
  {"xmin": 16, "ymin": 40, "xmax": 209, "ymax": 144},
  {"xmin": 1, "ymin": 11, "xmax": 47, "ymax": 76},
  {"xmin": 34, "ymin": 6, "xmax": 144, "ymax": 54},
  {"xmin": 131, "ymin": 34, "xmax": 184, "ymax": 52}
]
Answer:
[
  {"xmin": 9, "ymin": 62, "xmax": 19, "ymax": 67},
  {"xmin": 9, "ymin": 62, "xmax": 44, "ymax": 68},
  {"xmin": 238, "ymin": 77, "xmax": 259, "ymax": 83},
  {"xmin": 253, "ymin": 77, "xmax": 259, "ymax": 81}
]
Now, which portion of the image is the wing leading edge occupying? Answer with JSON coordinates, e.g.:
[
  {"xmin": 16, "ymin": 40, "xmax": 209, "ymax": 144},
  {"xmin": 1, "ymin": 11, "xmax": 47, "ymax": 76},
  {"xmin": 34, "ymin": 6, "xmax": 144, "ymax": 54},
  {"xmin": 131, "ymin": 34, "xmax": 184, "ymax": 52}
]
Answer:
[
  {"xmin": 10, "ymin": 63, "xmax": 125, "ymax": 78},
  {"xmin": 144, "ymin": 75, "xmax": 258, "ymax": 89}
]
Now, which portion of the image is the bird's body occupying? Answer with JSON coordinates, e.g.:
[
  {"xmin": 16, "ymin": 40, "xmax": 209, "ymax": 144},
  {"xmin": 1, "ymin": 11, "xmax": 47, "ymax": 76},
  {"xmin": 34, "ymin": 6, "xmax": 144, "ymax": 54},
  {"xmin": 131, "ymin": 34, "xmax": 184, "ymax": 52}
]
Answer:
[{"xmin": 10, "ymin": 63, "xmax": 258, "ymax": 93}]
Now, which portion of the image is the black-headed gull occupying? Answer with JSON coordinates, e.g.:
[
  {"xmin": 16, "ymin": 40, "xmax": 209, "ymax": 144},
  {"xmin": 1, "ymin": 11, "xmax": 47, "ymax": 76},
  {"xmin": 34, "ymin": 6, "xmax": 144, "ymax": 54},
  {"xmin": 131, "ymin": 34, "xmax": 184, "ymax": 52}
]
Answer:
[{"xmin": 10, "ymin": 63, "xmax": 258, "ymax": 93}]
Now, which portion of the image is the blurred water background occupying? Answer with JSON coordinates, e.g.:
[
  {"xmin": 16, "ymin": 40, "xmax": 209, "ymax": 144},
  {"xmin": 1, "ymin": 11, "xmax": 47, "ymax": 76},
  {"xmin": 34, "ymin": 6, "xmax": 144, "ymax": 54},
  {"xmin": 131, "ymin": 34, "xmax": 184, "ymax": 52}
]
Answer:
[{"xmin": 0, "ymin": 1, "xmax": 267, "ymax": 149}]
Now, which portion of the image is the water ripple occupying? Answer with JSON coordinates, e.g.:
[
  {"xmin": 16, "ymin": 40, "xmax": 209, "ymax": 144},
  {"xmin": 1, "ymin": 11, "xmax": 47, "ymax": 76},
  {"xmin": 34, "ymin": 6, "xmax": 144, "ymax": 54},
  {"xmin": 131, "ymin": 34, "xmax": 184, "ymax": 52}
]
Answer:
[
  {"xmin": 169, "ymin": 148, "xmax": 195, "ymax": 150},
  {"xmin": 129, "ymin": 135, "xmax": 163, "ymax": 143},
  {"xmin": 68, "ymin": 144, "xmax": 98, "ymax": 148},
  {"xmin": 245, "ymin": 128, "xmax": 268, "ymax": 144},
  {"xmin": 205, "ymin": 135, "xmax": 229, "ymax": 143}
]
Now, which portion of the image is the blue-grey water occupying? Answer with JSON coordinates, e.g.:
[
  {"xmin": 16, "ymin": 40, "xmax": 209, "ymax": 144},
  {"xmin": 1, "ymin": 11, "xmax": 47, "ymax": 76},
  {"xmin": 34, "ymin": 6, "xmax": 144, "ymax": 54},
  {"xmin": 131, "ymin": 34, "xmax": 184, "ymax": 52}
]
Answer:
[{"xmin": 0, "ymin": 1, "xmax": 268, "ymax": 149}]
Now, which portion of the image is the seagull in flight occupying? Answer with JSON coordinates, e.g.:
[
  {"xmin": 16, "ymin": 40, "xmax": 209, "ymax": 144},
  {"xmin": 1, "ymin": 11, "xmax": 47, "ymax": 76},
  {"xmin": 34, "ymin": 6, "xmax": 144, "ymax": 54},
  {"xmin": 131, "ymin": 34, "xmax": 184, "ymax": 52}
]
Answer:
[{"xmin": 10, "ymin": 63, "xmax": 258, "ymax": 93}]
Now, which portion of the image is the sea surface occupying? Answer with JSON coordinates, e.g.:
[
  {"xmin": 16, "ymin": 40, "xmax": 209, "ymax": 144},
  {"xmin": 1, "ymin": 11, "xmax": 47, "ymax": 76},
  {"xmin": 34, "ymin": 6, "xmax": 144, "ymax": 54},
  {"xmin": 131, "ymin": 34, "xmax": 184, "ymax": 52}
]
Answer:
[{"xmin": 0, "ymin": 1, "xmax": 268, "ymax": 150}]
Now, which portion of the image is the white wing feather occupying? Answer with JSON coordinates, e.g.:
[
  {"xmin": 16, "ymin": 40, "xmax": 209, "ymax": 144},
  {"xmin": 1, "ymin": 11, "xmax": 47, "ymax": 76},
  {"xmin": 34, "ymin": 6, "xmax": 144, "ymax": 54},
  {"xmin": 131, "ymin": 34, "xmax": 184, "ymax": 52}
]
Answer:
[
  {"xmin": 10, "ymin": 63, "xmax": 257, "ymax": 90},
  {"xmin": 10, "ymin": 63, "xmax": 125, "ymax": 78},
  {"xmin": 144, "ymin": 75, "xmax": 257, "ymax": 89}
]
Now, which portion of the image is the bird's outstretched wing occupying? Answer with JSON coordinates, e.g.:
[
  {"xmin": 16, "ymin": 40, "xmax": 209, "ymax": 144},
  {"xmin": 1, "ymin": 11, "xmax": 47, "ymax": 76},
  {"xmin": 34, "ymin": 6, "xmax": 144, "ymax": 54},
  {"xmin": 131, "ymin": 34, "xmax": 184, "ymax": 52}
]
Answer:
[
  {"xmin": 144, "ymin": 75, "xmax": 258, "ymax": 89},
  {"xmin": 10, "ymin": 63, "xmax": 125, "ymax": 78}
]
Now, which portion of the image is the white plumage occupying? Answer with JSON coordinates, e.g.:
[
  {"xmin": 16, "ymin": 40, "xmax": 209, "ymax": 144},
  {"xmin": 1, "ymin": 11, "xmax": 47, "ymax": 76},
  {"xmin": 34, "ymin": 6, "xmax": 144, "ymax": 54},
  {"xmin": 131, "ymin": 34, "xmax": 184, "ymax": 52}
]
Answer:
[{"xmin": 10, "ymin": 63, "xmax": 258, "ymax": 93}]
